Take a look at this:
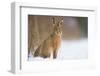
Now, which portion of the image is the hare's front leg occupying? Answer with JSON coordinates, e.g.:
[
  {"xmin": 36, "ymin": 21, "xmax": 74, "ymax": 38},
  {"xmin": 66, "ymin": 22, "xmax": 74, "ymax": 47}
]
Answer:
[{"xmin": 53, "ymin": 49, "xmax": 58, "ymax": 59}]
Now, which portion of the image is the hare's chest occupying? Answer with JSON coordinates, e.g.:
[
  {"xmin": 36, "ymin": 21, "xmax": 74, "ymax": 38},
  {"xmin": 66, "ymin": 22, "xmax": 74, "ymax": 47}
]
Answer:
[{"xmin": 53, "ymin": 35, "xmax": 61, "ymax": 48}]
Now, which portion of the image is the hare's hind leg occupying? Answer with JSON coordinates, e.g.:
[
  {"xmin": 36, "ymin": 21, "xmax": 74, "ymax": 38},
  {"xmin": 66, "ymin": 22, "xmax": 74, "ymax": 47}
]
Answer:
[
  {"xmin": 34, "ymin": 46, "xmax": 41, "ymax": 57},
  {"xmin": 42, "ymin": 53, "xmax": 50, "ymax": 58},
  {"xmin": 34, "ymin": 49, "xmax": 39, "ymax": 57}
]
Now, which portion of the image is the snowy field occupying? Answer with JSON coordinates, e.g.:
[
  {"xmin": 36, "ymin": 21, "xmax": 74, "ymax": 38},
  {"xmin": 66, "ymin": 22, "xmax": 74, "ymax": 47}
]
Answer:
[{"xmin": 28, "ymin": 39, "xmax": 88, "ymax": 61}]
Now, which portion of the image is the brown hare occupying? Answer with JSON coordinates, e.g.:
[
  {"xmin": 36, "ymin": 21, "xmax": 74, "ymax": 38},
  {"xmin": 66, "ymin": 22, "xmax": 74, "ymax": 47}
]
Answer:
[{"xmin": 33, "ymin": 17, "xmax": 63, "ymax": 59}]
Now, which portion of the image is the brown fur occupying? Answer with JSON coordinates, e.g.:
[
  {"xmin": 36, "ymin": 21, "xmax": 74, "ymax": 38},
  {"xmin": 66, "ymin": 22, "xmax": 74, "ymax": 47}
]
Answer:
[{"xmin": 33, "ymin": 17, "xmax": 63, "ymax": 59}]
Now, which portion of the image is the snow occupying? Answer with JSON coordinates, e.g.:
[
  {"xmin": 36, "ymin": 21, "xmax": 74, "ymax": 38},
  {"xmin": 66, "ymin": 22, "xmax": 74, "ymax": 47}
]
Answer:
[{"xmin": 28, "ymin": 39, "xmax": 88, "ymax": 61}]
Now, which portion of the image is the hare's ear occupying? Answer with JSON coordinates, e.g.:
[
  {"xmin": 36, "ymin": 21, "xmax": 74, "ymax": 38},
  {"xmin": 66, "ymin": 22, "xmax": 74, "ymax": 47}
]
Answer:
[
  {"xmin": 61, "ymin": 18, "xmax": 64, "ymax": 23},
  {"xmin": 59, "ymin": 18, "xmax": 64, "ymax": 26},
  {"xmin": 52, "ymin": 17, "xmax": 56, "ymax": 25}
]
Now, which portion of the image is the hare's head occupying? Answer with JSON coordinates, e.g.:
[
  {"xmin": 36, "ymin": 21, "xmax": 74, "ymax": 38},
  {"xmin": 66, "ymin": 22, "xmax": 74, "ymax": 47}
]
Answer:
[{"xmin": 52, "ymin": 17, "xmax": 63, "ymax": 36}]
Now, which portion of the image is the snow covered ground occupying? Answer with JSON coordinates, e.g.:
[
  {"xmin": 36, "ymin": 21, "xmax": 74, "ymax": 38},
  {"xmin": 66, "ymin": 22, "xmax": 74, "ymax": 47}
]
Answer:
[{"xmin": 28, "ymin": 39, "xmax": 88, "ymax": 61}]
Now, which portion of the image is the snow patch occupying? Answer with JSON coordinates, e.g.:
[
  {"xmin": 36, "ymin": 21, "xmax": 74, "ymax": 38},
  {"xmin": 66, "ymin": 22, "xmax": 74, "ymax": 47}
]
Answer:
[{"xmin": 28, "ymin": 39, "xmax": 88, "ymax": 61}]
